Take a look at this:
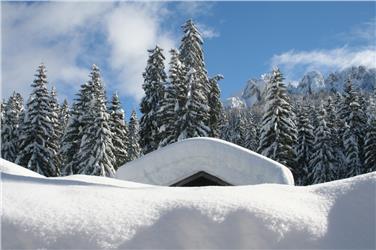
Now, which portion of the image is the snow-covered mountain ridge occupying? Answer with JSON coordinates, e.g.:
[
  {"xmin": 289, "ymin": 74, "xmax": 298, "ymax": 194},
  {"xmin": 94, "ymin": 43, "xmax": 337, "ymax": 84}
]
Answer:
[
  {"xmin": 1, "ymin": 158, "xmax": 375, "ymax": 249},
  {"xmin": 225, "ymin": 65, "xmax": 376, "ymax": 108}
]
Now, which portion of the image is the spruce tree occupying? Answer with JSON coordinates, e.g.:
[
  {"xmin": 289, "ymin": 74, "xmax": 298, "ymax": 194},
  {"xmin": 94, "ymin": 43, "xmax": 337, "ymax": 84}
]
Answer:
[
  {"xmin": 1, "ymin": 92, "xmax": 23, "ymax": 162},
  {"xmin": 221, "ymin": 108, "xmax": 245, "ymax": 146},
  {"xmin": 109, "ymin": 92, "xmax": 129, "ymax": 169},
  {"xmin": 49, "ymin": 87, "xmax": 63, "ymax": 172},
  {"xmin": 242, "ymin": 110, "xmax": 259, "ymax": 151},
  {"xmin": 176, "ymin": 68, "xmax": 210, "ymax": 140},
  {"xmin": 76, "ymin": 65, "xmax": 116, "ymax": 176},
  {"xmin": 341, "ymin": 80, "xmax": 367, "ymax": 177},
  {"xmin": 16, "ymin": 64, "xmax": 59, "ymax": 176},
  {"xmin": 309, "ymin": 104, "xmax": 336, "ymax": 184},
  {"xmin": 257, "ymin": 68, "xmax": 297, "ymax": 177},
  {"xmin": 59, "ymin": 99, "xmax": 70, "ymax": 130},
  {"xmin": 140, "ymin": 46, "xmax": 167, "ymax": 154},
  {"xmin": 157, "ymin": 51, "xmax": 180, "ymax": 147},
  {"xmin": 128, "ymin": 110, "xmax": 141, "ymax": 161},
  {"xmin": 208, "ymin": 75, "xmax": 224, "ymax": 138},
  {"xmin": 177, "ymin": 19, "xmax": 211, "ymax": 139},
  {"xmin": 60, "ymin": 83, "xmax": 92, "ymax": 175},
  {"xmin": 364, "ymin": 117, "xmax": 376, "ymax": 173},
  {"xmin": 295, "ymin": 102, "xmax": 315, "ymax": 185},
  {"xmin": 0, "ymin": 100, "xmax": 5, "ymax": 128},
  {"xmin": 324, "ymin": 96, "xmax": 344, "ymax": 179}
]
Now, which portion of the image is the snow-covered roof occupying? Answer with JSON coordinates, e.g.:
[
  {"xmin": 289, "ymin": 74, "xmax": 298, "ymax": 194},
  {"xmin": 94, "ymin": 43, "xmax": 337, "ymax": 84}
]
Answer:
[{"xmin": 116, "ymin": 137, "xmax": 294, "ymax": 185}]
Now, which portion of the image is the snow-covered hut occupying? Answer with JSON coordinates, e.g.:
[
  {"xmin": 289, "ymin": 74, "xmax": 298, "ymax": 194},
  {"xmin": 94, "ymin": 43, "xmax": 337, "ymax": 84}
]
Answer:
[{"xmin": 116, "ymin": 137, "xmax": 294, "ymax": 186}]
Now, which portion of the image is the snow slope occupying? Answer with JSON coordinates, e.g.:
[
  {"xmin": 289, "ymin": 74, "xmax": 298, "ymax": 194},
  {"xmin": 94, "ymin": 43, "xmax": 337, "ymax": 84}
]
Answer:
[
  {"xmin": 1, "ymin": 159, "xmax": 375, "ymax": 249},
  {"xmin": 116, "ymin": 137, "xmax": 294, "ymax": 186}
]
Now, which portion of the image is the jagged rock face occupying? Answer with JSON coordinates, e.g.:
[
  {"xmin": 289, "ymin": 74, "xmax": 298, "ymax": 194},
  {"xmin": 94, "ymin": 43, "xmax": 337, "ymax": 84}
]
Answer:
[
  {"xmin": 297, "ymin": 71, "xmax": 325, "ymax": 95},
  {"xmin": 241, "ymin": 76, "xmax": 267, "ymax": 106},
  {"xmin": 325, "ymin": 66, "xmax": 376, "ymax": 92},
  {"xmin": 223, "ymin": 66, "xmax": 375, "ymax": 109},
  {"xmin": 223, "ymin": 96, "xmax": 245, "ymax": 109}
]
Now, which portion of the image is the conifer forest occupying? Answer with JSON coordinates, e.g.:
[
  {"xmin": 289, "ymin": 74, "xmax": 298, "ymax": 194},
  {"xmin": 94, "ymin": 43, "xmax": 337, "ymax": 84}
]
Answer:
[{"xmin": 1, "ymin": 20, "xmax": 375, "ymax": 185}]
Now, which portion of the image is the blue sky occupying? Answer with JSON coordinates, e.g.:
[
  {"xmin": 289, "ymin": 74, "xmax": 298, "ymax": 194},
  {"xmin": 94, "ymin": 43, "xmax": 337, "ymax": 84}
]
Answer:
[{"xmin": 2, "ymin": 1, "xmax": 375, "ymax": 118}]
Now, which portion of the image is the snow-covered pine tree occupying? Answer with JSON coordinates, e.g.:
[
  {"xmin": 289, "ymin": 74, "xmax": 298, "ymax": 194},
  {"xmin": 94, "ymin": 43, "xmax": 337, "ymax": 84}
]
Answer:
[
  {"xmin": 177, "ymin": 68, "xmax": 211, "ymax": 140},
  {"xmin": 257, "ymin": 67, "xmax": 298, "ymax": 177},
  {"xmin": 48, "ymin": 87, "xmax": 63, "ymax": 173},
  {"xmin": 109, "ymin": 92, "xmax": 129, "ymax": 169},
  {"xmin": 364, "ymin": 116, "xmax": 376, "ymax": 173},
  {"xmin": 220, "ymin": 108, "xmax": 245, "ymax": 146},
  {"xmin": 169, "ymin": 49, "xmax": 188, "ymax": 142},
  {"xmin": 0, "ymin": 100, "xmax": 5, "ymax": 128},
  {"xmin": 157, "ymin": 50, "xmax": 181, "ymax": 148},
  {"xmin": 177, "ymin": 19, "xmax": 211, "ymax": 139},
  {"xmin": 242, "ymin": 109, "xmax": 259, "ymax": 151},
  {"xmin": 60, "ymin": 83, "xmax": 92, "ymax": 175},
  {"xmin": 341, "ymin": 80, "xmax": 367, "ymax": 177},
  {"xmin": 76, "ymin": 65, "xmax": 116, "ymax": 176},
  {"xmin": 309, "ymin": 104, "xmax": 336, "ymax": 184},
  {"xmin": 128, "ymin": 110, "xmax": 141, "ymax": 161},
  {"xmin": 324, "ymin": 96, "xmax": 344, "ymax": 178},
  {"xmin": 140, "ymin": 46, "xmax": 167, "ymax": 154},
  {"xmin": 1, "ymin": 92, "xmax": 24, "ymax": 162},
  {"xmin": 16, "ymin": 64, "xmax": 59, "ymax": 176},
  {"xmin": 208, "ymin": 75, "xmax": 224, "ymax": 138},
  {"xmin": 295, "ymin": 102, "xmax": 315, "ymax": 185},
  {"xmin": 59, "ymin": 99, "xmax": 70, "ymax": 130}
]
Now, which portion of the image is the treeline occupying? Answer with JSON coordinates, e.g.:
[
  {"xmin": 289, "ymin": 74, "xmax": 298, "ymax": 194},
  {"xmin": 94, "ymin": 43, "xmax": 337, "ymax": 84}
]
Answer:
[
  {"xmin": 220, "ymin": 69, "xmax": 376, "ymax": 185},
  {"xmin": 1, "ymin": 64, "xmax": 141, "ymax": 177}
]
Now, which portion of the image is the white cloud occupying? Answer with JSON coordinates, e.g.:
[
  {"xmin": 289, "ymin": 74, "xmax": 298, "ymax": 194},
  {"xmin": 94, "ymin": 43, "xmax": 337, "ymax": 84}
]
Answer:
[
  {"xmin": 272, "ymin": 47, "xmax": 376, "ymax": 71},
  {"xmin": 197, "ymin": 23, "xmax": 220, "ymax": 39},
  {"xmin": 1, "ymin": 2, "xmax": 111, "ymax": 100},
  {"xmin": 270, "ymin": 18, "xmax": 376, "ymax": 83},
  {"xmin": 1, "ymin": 2, "xmax": 179, "ymax": 102},
  {"xmin": 105, "ymin": 3, "xmax": 176, "ymax": 100}
]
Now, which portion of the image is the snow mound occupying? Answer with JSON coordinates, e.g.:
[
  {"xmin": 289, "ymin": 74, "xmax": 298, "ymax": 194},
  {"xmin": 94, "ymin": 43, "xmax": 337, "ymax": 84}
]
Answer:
[
  {"xmin": 0, "ymin": 158, "xmax": 43, "ymax": 178},
  {"xmin": 1, "ymin": 160, "xmax": 375, "ymax": 249},
  {"xmin": 116, "ymin": 137, "xmax": 294, "ymax": 186}
]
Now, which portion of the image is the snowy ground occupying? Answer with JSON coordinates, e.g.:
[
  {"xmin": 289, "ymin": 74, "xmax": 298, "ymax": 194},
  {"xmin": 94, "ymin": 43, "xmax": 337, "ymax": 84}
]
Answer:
[{"xmin": 1, "ymin": 159, "xmax": 375, "ymax": 249}]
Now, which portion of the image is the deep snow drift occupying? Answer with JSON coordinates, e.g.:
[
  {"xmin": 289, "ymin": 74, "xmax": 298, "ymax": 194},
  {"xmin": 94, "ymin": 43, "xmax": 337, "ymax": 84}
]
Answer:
[
  {"xmin": 1, "ymin": 159, "xmax": 375, "ymax": 249},
  {"xmin": 116, "ymin": 137, "xmax": 294, "ymax": 186}
]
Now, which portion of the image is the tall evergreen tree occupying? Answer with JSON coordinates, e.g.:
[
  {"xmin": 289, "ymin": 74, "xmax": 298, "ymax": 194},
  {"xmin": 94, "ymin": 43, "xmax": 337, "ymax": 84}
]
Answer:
[
  {"xmin": 128, "ymin": 110, "xmax": 141, "ymax": 161},
  {"xmin": 364, "ymin": 117, "xmax": 376, "ymax": 173},
  {"xmin": 140, "ymin": 46, "xmax": 167, "ymax": 154},
  {"xmin": 0, "ymin": 100, "xmax": 5, "ymax": 128},
  {"xmin": 109, "ymin": 92, "xmax": 129, "ymax": 169},
  {"xmin": 324, "ymin": 96, "xmax": 343, "ymax": 178},
  {"xmin": 76, "ymin": 65, "xmax": 116, "ymax": 176},
  {"xmin": 16, "ymin": 64, "xmax": 59, "ymax": 176},
  {"xmin": 176, "ymin": 19, "xmax": 211, "ymax": 140},
  {"xmin": 309, "ymin": 104, "xmax": 336, "ymax": 184},
  {"xmin": 242, "ymin": 110, "xmax": 259, "ymax": 151},
  {"xmin": 208, "ymin": 75, "xmax": 224, "ymax": 138},
  {"xmin": 49, "ymin": 87, "xmax": 63, "ymax": 172},
  {"xmin": 257, "ymin": 68, "xmax": 297, "ymax": 177},
  {"xmin": 157, "ymin": 50, "xmax": 180, "ymax": 147},
  {"xmin": 60, "ymin": 83, "xmax": 92, "ymax": 175},
  {"xmin": 295, "ymin": 102, "xmax": 315, "ymax": 185},
  {"xmin": 341, "ymin": 80, "xmax": 367, "ymax": 177},
  {"xmin": 176, "ymin": 68, "xmax": 210, "ymax": 140},
  {"xmin": 220, "ymin": 108, "xmax": 245, "ymax": 146},
  {"xmin": 1, "ymin": 92, "xmax": 23, "ymax": 162},
  {"xmin": 59, "ymin": 99, "xmax": 70, "ymax": 130}
]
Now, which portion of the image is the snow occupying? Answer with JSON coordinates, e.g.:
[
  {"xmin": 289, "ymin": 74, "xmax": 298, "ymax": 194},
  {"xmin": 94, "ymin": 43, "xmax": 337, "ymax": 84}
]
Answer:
[
  {"xmin": 116, "ymin": 137, "xmax": 294, "ymax": 186},
  {"xmin": 1, "ymin": 159, "xmax": 375, "ymax": 249}
]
